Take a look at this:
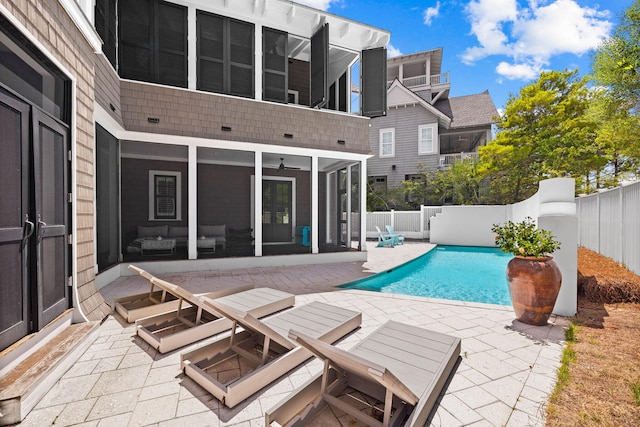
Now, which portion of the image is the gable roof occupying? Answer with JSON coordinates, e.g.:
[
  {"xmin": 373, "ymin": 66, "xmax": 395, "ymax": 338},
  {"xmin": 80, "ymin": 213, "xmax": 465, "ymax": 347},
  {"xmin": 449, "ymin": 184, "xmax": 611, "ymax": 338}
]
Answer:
[
  {"xmin": 387, "ymin": 79, "xmax": 451, "ymax": 127},
  {"xmin": 434, "ymin": 91, "xmax": 499, "ymax": 129}
]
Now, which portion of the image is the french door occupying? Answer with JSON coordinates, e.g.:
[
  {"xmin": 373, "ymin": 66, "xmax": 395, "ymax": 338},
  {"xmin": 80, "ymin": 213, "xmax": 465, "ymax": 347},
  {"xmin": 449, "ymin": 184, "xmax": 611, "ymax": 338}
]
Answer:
[
  {"xmin": 0, "ymin": 89, "xmax": 69, "ymax": 351},
  {"xmin": 262, "ymin": 179, "xmax": 293, "ymax": 243}
]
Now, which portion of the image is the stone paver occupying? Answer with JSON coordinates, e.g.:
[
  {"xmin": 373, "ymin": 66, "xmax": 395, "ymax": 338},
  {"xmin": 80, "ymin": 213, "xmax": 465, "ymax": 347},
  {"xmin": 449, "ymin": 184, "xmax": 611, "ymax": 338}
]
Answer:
[{"xmin": 20, "ymin": 243, "xmax": 568, "ymax": 426}]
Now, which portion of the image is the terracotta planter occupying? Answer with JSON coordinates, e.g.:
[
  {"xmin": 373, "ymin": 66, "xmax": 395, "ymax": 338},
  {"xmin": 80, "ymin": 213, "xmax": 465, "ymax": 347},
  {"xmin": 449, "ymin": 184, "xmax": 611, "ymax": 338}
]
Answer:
[{"xmin": 506, "ymin": 256, "xmax": 562, "ymax": 326}]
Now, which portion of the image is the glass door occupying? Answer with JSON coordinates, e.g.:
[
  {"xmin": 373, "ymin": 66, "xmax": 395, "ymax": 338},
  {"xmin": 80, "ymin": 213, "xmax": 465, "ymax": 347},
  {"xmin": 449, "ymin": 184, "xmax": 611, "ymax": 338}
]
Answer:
[
  {"xmin": 0, "ymin": 90, "xmax": 31, "ymax": 351},
  {"xmin": 262, "ymin": 180, "xmax": 292, "ymax": 243}
]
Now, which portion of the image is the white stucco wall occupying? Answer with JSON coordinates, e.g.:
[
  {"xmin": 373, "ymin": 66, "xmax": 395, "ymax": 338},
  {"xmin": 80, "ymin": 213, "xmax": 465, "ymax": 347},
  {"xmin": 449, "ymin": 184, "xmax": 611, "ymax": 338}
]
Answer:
[
  {"xmin": 429, "ymin": 206, "xmax": 507, "ymax": 246},
  {"xmin": 430, "ymin": 178, "xmax": 578, "ymax": 317}
]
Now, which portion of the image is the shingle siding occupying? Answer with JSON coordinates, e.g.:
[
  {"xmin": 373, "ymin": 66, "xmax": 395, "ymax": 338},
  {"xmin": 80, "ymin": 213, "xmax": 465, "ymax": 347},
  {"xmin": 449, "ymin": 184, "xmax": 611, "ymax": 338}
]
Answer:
[
  {"xmin": 368, "ymin": 104, "xmax": 440, "ymax": 188},
  {"xmin": 120, "ymin": 81, "xmax": 370, "ymax": 154}
]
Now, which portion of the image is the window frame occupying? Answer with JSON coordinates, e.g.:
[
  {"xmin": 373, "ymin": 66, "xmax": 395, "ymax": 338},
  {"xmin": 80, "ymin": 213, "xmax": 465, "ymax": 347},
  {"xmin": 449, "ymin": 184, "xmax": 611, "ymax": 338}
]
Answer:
[
  {"xmin": 379, "ymin": 128, "xmax": 395, "ymax": 158},
  {"xmin": 418, "ymin": 123, "xmax": 438, "ymax": 155},
  {"xmin": 196, "ymin": 10, "xmax": 255, "ymax": 98},
  {"xmin": 148, "ymin": 170, "xmax": 182, "ymax": 221}
]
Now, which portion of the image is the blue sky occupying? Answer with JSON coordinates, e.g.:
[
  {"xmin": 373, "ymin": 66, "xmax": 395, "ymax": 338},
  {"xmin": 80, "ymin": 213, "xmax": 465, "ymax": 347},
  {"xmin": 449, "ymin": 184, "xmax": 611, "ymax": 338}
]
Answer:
[{"xmin": 295, "ymin": 0, "xmax": 631, "ymax": 111}]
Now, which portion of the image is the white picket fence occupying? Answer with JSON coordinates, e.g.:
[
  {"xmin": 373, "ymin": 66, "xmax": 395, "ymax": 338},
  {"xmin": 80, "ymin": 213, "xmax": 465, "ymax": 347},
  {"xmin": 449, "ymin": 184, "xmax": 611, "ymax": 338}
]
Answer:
[
  {"xmin": 366, "ymin": 206, "xmax": 442, "ymax": 240},
  {"xmin": 576, "ymin": 181, "xmax": 640, "ymax": 276}
]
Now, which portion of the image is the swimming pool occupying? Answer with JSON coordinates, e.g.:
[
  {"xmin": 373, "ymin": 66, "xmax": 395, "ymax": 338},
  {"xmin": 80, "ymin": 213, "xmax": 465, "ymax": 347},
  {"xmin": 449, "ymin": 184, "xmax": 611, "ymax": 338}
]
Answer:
[{"xmin": 342, "ymin": 245, "xmax": 513, "ymax": 305}]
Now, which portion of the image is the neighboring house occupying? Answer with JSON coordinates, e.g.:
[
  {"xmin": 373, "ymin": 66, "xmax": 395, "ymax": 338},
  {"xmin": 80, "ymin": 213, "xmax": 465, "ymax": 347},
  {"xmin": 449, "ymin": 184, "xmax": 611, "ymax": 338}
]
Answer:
[
  {"xmin": 0, "ymin": 0, "xmax": 388, "ymax": 419},
  {"xmin": 368, "ymin": 48, "xmax": 499, "ymax": 191}
]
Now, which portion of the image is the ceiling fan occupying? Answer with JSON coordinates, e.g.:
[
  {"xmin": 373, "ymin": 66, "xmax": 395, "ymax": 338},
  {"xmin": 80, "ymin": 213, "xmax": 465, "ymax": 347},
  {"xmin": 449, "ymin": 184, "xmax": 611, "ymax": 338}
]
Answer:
[{"xmin": 278, "ymin": 158, "xmax": 300, "ymax": 170}]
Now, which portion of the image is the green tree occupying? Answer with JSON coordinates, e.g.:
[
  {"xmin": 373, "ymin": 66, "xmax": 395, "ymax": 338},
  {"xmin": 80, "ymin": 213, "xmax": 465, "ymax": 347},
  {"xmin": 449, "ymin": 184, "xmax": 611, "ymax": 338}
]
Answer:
[
  {"xmin": 479, "ymin": 69, "xmax": 597, "ymax": 203},
  {"xmin": 590, "ymin": 0, "xmax": 640, "ymax": 187},
  {"xmin": 592, "ymin": 0, "xmax": 640, "ymax": 108}
]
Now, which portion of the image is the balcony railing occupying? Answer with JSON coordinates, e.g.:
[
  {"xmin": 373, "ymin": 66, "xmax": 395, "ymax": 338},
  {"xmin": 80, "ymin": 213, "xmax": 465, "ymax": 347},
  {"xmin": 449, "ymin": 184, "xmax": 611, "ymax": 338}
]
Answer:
[
  {"xmin": 439, "ymin": 152, "xmax": 478, "ymax": 167},
  {"xmin": 388, "ymin": 72, "xmax": 450, "ymax": 89}
]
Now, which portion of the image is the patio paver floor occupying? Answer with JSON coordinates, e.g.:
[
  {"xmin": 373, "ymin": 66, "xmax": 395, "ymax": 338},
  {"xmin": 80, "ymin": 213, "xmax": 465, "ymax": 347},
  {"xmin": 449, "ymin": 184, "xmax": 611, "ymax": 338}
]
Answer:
[{"xmin": 20, "ymin": 242, "xmax": 567, "ymax": 426}]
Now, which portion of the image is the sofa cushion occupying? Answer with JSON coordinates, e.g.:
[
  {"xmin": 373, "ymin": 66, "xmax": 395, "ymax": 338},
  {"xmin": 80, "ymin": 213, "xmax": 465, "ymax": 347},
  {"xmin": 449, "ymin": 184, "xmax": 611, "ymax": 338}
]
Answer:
[
  {"xmin": 168, "ymin": 226, "xmax": 188, "ymax": 238},
  {"xmin": 198, "ymin": 224, "xmax": 225, "ymax": 237},
  {"xmin": 137, "ymin": 225, "xmax": 168, "ymax": 238}
]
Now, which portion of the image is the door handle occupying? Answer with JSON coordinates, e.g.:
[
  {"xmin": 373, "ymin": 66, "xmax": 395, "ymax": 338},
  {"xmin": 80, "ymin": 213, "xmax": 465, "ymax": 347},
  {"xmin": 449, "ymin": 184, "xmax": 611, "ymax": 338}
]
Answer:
[
  {"xmin": 22, "ymin": 215, "xmax": 34, "ymax": 247},
  {"xmin": 37, "ymin": 214, "xmax": 47, "ymax": 241}
]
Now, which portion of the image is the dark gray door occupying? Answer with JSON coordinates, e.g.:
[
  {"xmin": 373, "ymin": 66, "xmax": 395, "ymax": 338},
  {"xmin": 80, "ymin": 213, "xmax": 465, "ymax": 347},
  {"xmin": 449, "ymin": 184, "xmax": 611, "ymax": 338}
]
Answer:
[
  {"xmin": 262, "ymin": 180, "xmax": 292, "ymax": 243},
  {"xmin": 0, "ymin": 91, "xmax": 31, "ymax": 351},
  {"xmin": 33, "ymin": 110, "xmax": 69, "ymax": 329}
]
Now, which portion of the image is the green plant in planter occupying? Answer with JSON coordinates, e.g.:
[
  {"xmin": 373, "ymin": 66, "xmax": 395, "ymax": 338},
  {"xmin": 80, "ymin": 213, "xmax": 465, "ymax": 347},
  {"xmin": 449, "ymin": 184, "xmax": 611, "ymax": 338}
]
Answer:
[{"xmin": 492, "ymin": 217, "xmax": 561, "ymax": 258}]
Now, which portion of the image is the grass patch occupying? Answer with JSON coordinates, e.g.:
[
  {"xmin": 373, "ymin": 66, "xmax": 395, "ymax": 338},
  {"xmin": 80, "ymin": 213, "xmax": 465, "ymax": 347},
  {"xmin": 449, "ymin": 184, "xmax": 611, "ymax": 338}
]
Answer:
[
  {"xmin": 549, "ymin": 322, "xmax": 578, "ymax": 402},
  {"xmin": 632, "ymin": 380, "xmax": 640, "ymax": 406}
]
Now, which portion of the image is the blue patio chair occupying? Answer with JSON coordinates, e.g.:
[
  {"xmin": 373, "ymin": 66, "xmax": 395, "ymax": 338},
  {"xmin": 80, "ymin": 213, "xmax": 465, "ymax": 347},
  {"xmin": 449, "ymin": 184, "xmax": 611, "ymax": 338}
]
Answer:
[
  {"xmin": 385, "ymin": 225, "xmax": 405, "ymax": 245},
  {"xmin": 375, "ymin": 226, "xmax": 397, "ymax": 247}
]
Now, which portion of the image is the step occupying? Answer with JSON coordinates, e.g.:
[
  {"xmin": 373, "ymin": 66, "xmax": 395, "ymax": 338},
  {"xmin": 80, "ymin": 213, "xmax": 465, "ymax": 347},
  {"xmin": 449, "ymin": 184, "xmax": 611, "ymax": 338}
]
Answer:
[{"xmin": 0, "ymin": 321, "xmax": 100, "ymax": 426}]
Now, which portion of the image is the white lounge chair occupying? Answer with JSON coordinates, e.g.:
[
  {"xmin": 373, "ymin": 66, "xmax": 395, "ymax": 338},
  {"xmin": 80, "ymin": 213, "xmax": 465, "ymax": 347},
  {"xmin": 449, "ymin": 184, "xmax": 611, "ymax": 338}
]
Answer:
[
  {"xmin": 265, "ymin": 321, "xmax": 461, "ymax": 427},
  {"xmin": 113, "ymin": 265, "xmax": 182, "ymax": 322},
  {"xmin": 135, "ymin": 280, "xmax": 294, "ymax": 353},
  {"xmin": 181, "ymin": 300, "xmax": 362, "ymax": 408}
]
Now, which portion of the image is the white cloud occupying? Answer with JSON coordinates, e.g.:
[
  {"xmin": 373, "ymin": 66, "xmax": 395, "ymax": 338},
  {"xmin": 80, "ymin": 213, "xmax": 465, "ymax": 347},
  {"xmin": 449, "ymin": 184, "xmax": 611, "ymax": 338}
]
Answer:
[
  {"xmin": 495, "ymin": 61, "xmax": 542, "ymax": 80},
  {"xmin": 461, "ymin": 0, "xmax": 613, "ymax": 81},
  {"xmin": 424, "ymin": 2, "xmax": 441, "ymax": 26},
  {"xmin": 387, "ymin": 44, "xmax": 403, "ymax": 58}
]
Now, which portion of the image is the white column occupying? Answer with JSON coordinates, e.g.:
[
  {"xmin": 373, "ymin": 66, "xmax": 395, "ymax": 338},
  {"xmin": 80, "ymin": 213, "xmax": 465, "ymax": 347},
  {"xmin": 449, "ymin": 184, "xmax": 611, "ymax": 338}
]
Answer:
[
  {"xmin": 188, "ymin": 145, "xmax": 198, "ymax": 259},
  {"xmin": 254, "ymin": 24, "xmax": 263, "ymax": 101},
  {"xmin": 187, "ymin": 7, "xmax": 197, "ymax": 90},
  {"xmin": 254, "ymin": 152, "xmax": 263, "ymax": 256},
  {"xmin": 311, "ymin": 156, "xmax": 319, "ymax": 254},
  {"xmin": 346, "ymin": 165, "xmax": 352, "ymax": 246},
  {"xmin": 360, "ymin": 159, "xmax": 368, "ymax": 251}
]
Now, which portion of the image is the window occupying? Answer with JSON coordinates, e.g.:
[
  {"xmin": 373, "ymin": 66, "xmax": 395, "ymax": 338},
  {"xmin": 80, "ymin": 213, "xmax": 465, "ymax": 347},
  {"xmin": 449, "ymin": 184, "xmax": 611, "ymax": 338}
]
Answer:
[
  {"xmin": 197, "ymin": 11, "xmax": 254, "ymax": 98},
  {"xmin": 379, "ymin": 128, "xmax": 395, "ymax": 157},
  {"xmin": 119, "ymin": 0, "xmax": 187, "ymax": 87},
  {"xmin": 149, "ymin": 171, "xmax": 181, "ymax": 220},
  {"xmin": 418, "ymin": 124, "xmax": 438, "ymax": 154},
  {"xmin": 368, "ymin": 176, "xmax": 387, "ymax": 192}
]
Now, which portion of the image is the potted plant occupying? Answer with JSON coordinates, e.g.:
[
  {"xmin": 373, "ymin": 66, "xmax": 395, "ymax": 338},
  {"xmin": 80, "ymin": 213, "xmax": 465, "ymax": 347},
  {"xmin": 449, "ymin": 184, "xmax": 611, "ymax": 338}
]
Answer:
[{"xmin": 492, "ymin": 217, "xmax": 562, "ymax": 325}]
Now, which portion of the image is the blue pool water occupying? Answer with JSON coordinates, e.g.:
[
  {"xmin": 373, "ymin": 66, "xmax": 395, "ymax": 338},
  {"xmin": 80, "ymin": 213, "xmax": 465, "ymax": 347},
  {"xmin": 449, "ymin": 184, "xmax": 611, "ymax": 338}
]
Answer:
[{"xmin": 342, "ymin": 246, "xmax": 513, "ymax": 305}]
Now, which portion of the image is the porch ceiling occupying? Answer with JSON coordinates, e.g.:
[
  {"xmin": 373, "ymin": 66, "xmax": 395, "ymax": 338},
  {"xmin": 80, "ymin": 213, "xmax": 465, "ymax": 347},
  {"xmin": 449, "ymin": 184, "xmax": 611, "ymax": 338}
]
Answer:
[{"xmin": 120, "ymin": 141, "xmax": 353, "ymax": 172}]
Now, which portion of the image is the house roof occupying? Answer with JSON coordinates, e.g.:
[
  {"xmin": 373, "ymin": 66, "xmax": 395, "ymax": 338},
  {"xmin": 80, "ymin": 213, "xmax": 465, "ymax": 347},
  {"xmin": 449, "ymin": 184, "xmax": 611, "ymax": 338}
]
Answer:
[
  {"xmin": 433, "ymin": 91, "xmax": 499, "ymax": 129},
  {"xmin": 387, "ymin": 79, "xmax": 452, "ymax": 127}
]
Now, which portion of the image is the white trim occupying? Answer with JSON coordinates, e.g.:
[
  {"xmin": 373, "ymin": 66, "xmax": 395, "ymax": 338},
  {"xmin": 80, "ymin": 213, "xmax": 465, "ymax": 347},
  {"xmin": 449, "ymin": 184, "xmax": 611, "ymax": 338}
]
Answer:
[
  {"xmin": 188, "ymin": 146, "xmax": 198, "ymax": 259},
  {"xmin": 187, "ymin": 7, "xmax": 197, "ymax": 90},
  {"xmin": 148, "ymin": 170, "xmax": 182, "ymax": 221},
  {"xmin": 287, "ymin": 89, "xmax": 299, "ymax": 104},
  {"xmin": 311, "ymin": 156, "xmax": 319, "ymax": 253},
  {"xmin": 57, "ymin": 0, "xmax": 103, "ymax": 53},
  {"xmin": 418, "ymin": 123, "xmax": 438, "ymax": 154},
  {"xmin": 379, "ymin": 128, "xmax": 395, "ymax": 158}
]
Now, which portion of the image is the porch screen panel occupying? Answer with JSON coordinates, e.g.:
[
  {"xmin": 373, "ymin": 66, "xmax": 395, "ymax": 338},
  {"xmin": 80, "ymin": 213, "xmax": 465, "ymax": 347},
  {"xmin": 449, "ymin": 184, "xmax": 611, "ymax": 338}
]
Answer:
[
  {"xmin": 263, "ymin": 27, "xmax": 288, "ymax": 103},
  {"xmin": 228, "ymin": 19, "xmax": 254, "ymax": 98},
  {"xmin": 94, "ymin": 0, "xmax": 117, "ymax": 68},
  {"xmin": 310, "ymin": 23, "xmax": 328, "ymax": 108},
  {"xmin": 197, "ymin": 11, "xmax": 224, "ymax": 93},
  {"xmin": 119, "ymin": 0, "xmax": 153, "ymax": 82},
  {"xmin": 361, "ymin": 47, "xmax": 387, "ymax": 118},
  {"xmin": 157, "ymin": 2, "xmax": 187, "ymax": 87},
  {"xmin": 96, "ymin": 125, "xmax": 120, "ymax": 272}
]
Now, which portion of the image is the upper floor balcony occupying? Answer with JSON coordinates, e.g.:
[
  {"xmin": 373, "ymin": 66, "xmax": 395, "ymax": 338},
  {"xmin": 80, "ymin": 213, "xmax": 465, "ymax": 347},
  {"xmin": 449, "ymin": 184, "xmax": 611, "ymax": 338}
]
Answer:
[
  {"xmin": 388, "ymin": 72, "xmax": 450, "ymax": 90},
  {"xmin": 93, "ymin": 0, "xmax": 390, "ymax": 118}
]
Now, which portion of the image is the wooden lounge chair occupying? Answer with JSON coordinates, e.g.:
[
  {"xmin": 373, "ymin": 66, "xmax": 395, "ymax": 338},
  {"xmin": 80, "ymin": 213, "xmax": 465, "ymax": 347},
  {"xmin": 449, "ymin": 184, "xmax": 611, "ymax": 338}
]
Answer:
[
  {"xmin": 180, "ymin": 300, "xmax": 362, "ymax": 408},
  {"xmin": 115, "ymin": 265, "xmax": 253, "ymax": 323},
  {"xmin": 136, "ymin": 280, "xmax": 294, "ymax": 353},
  {"xmin": 385, "ymin": 225, "xmax": 405, "ymax": 245},
  {"xmin": 265, "ymin": 321, "xmax": 461, "ymax": 427},
  {"xmin": 375, "ymin": 226, "xmax": 396, "ymax": 247}
]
